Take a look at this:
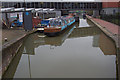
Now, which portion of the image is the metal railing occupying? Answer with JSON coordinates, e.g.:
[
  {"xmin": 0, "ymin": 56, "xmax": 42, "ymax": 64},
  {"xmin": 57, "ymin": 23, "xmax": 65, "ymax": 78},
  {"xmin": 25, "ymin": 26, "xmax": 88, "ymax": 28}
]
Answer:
[{"xmin": 100, "ymin": 13, "xmax": 120, "ymax": 26}]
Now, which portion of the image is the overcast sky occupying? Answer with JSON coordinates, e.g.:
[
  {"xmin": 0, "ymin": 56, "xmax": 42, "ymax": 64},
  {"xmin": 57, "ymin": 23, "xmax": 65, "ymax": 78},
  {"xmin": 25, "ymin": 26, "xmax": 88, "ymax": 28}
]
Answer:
[{"xmin": 0, "ymin": 0, "xmax": 119, "ymax": 2}]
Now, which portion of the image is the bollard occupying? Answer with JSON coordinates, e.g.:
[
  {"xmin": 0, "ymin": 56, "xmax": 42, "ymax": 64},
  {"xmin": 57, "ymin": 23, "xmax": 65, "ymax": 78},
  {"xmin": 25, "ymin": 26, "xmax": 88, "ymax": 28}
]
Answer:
[{"xmin": 4, "ymin": 38, "xmax": 8, "ymax": 42}]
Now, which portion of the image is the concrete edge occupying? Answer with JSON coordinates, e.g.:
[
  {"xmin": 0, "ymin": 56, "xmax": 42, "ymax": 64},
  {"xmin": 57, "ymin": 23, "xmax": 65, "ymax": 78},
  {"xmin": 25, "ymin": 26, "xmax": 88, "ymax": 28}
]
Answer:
[
  {"xmin": 1, "ymin": 29, "xmax": 37, "ymax": 77},
  {"xmin": 87, "ymin": 15, "xmax": 120, "ymax": 79},
  {"xmin": 87, "ymin": 15, "xmax": 119, "ymax": 49},
  {"xmin": 2, "ymin": 29, "xmax": 37, "ymax": 51}
]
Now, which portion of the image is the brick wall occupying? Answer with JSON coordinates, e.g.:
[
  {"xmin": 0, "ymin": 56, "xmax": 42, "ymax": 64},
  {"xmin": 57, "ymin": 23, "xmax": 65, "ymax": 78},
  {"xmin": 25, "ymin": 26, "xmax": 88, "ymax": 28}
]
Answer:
[{"xmin": 102, "ymin": 2, "xmax": 119, "ymax": 8}]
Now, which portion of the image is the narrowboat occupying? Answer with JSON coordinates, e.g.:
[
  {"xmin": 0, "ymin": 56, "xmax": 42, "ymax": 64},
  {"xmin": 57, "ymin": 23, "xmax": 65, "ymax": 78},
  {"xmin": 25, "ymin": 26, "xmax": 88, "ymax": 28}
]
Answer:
[
  {"xmin": 35, "ymin": 19, "xmax": 50, "ymax": 32},
  {"xmin": 44, "ymin": 16, "xmax": 75, "ymax": 36},
  {"xmin": 34, "ymin": 25, "xmax": 75, "ymax": 47}
]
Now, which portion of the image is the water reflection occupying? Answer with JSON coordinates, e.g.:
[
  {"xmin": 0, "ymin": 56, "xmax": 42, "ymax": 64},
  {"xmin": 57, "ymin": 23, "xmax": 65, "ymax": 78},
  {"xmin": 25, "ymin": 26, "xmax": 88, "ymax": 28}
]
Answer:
[
  {"xmin": 3, "ymin": 44, "xmax": 24, "ymax": 78},
  {"xmin": 79, "ymin": 19, "xmax": 90, "ymax": 27},
  {"xmin": 23, "ymin": 27, "xmax": 116, "ymax": 56},
  {"xmin": 38, "ymin": 25, "xmax": 75, "ymax": 47},
  {"xmin": 2, "ymin": 19, "xmax": 117, "ymax": 78},
  {"xmin": 99, "ymin": 33, "xmax": 116, "ymax": 55}
]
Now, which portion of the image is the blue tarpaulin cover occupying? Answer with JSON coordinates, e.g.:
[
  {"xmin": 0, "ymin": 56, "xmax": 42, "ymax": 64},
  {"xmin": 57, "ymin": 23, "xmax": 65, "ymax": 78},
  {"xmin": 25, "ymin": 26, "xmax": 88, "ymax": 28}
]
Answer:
[{"xmin": 41, "ymin": 20, "xmax": 50, "ymax": 25}]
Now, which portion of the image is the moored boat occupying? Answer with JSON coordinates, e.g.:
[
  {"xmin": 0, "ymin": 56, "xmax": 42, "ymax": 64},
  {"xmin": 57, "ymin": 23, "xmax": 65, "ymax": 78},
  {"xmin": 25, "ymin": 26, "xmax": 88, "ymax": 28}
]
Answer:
[
  {"xmin": 36, "ymin": 19, "xmax": 50, "ymax": 32},
  {"xmin": 44, "ymin": 16, "xmax": 75, "ymax": 36}
]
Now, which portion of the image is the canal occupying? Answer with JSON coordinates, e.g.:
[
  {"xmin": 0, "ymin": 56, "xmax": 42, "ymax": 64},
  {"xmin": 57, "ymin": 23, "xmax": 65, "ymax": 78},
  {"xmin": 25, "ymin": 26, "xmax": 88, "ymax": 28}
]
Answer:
[{"xmin": 3, "ymin": 18, "xmax": 117, "ymax": 78}]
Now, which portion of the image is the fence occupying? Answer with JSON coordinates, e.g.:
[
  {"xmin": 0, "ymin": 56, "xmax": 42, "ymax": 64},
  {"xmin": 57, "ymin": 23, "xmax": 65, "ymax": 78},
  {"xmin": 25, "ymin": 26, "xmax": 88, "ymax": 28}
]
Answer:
[{"xmin": 100, "ymin": 13, "xmax": 120, "ymax": 26}]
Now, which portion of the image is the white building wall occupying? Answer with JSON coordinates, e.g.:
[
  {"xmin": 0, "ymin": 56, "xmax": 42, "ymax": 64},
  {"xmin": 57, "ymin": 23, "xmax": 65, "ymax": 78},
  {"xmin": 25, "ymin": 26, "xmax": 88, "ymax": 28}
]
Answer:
[{"xmin": 102, "ymin": 8, "xmax": 120, "ymax": 15}]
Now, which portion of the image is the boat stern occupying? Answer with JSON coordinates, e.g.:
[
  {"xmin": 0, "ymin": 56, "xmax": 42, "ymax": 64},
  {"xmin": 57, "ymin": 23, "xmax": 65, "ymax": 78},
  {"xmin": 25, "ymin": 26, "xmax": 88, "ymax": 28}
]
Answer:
[{"xmin": 44, "ymin": 27, "xmax": 61, "ymax": 36}]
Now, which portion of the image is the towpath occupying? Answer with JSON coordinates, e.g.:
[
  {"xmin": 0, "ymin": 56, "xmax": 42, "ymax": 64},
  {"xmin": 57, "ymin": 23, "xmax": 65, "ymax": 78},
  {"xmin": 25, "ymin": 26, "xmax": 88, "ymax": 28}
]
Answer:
[
  {"xmin": 87, "ymin": 15, "xmax": 119, "ymax": 48},
  {"xmin": 87, "ymin": 15, "xmax": 120, "ymax": 79}
]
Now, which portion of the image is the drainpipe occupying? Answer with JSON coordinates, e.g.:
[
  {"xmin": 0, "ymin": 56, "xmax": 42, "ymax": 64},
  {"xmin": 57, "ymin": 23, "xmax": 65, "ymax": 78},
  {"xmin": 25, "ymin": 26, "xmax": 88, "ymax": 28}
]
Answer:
[
  {"xmin": 24, "ymin": 0, "xmax": 26, "ymax": 11},
  {"xmin": 118, "ymin": 1, "xmax": 120, "ymax": 80}
]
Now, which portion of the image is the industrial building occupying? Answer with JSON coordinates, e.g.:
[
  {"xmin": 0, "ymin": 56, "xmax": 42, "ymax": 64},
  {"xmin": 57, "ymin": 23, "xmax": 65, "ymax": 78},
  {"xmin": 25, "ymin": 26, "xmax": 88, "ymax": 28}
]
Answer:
[{"xmin": 102, "ymin": 2, "xmax": 120, "ymax": 15}]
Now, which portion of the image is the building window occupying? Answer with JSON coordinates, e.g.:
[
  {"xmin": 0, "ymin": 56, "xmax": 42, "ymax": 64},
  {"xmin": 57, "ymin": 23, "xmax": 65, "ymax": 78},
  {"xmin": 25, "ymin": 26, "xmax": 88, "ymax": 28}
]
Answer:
[{"xmin": 113, "ymin": 9, "xmax": 116, "ymax": 14}]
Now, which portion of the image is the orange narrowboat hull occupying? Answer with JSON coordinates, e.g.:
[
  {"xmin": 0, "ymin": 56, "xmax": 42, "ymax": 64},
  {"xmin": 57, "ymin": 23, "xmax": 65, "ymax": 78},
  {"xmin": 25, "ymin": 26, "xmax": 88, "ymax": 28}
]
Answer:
[
  {"xmin": 44, "ymin": 27, "xmax": 61, "ymax": 33},
  {"xmin": 44, "ymin": 27, "xmax": 62, "ymax": 36}
]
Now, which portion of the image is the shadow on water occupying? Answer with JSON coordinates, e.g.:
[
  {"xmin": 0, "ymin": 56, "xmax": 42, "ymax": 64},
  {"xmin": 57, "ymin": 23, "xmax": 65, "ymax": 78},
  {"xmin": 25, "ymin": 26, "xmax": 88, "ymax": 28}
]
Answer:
[
  {"xmin": 2, "ymin": 44, "xmax": 24, "ymax": 78},
  {"xmin": 2, "ymin": 19, "xmax": 117, "ymax": 78}
]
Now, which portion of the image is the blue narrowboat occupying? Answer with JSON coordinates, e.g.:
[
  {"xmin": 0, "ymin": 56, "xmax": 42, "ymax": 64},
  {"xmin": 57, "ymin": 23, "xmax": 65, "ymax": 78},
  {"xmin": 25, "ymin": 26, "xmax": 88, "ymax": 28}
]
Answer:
[
  {"xmin": 44, "ymin": 16, "xmax": 75, "ymax": 36},
  {"xmin": 36, "ymin": 19, "xmax": 50, "ymax": 31}
]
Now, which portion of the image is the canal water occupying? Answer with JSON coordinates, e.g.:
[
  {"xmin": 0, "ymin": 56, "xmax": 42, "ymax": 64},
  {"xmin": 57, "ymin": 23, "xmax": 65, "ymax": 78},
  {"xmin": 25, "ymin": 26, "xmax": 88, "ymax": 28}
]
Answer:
[{"xmin": 3, "ymin": 19, "xmax": 117, "ymax": 78}]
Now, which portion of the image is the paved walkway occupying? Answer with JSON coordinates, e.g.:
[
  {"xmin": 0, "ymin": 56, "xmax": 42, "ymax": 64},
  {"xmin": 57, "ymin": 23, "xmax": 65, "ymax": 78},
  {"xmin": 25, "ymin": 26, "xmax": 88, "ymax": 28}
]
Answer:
[
  {"xmin": 87, "ymin": 15, "xmax": 120, "ymax": 47},
  {"xmin": 87, "ymin": 16, "xmax": 119, "ymax": 35},
  {"xmin": 2, "ymin": 29, "xmax": 27, "ymax": 45},
  {"xmin": 87, "ymin": 15, "xmax": 120, "ymax": 80},
  {"xmin": 2, "ymin": 28, "xmax": 37, "ymax": 49}
]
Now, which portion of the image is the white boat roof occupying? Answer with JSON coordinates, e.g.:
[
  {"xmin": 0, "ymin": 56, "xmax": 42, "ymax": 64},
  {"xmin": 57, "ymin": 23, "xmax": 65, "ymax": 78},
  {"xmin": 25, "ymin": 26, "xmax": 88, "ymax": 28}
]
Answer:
[
  {"xmin": 14, "ymin": 8, "xmax": 24, "ymax": 11},
  {"xmin": 26, "ymin": 8, "xmax": 35, "ymax": 11},
  {"xmin": 35, "ymin": 8, "xmax": 43, "ymax": 11},
  {"xmin": 43, "ymin": 9, "xmax": 49, "ymax": 11},
  {"xmin": 44, "ymin": 18, "xmax": 56, "ymax": 20},
  {"xmin": 1, "ymin": 8, "xmax": 56, "ymax": 13},
  {"xmin": 1, "ymin": 7, "xmax": 14, "ymax": 12},
  {"xmin": 49, "ymin": 9, "xmax": 55, "ymax": 11}
]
